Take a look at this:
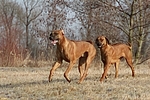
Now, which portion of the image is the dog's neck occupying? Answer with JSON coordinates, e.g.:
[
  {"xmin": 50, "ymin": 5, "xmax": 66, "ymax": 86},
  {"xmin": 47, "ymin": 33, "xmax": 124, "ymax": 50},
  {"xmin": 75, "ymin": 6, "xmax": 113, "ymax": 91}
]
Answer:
[
  {"xmin": 101, "ymin": 44, "xmax": 110, "ymax": 51},
  {"xmin": 58, "ymin": 36, "xmax": 69, "ymax": 47}
]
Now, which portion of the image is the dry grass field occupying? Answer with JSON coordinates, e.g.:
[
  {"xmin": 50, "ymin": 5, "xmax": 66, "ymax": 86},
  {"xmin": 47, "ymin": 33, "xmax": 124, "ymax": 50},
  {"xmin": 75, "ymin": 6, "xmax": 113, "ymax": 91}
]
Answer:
[{"xmin": 0, "ymin": 61, "xmax": 150, "ymax": 100}]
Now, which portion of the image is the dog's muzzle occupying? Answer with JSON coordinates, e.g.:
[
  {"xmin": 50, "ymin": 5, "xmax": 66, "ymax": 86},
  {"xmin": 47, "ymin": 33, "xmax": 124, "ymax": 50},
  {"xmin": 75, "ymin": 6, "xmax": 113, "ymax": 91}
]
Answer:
[
  {"xmin": 97, "ymin": 43, "xmax": 102, "ymax": 48},
  {"xmin": 95, "ymin": 39, "xmax": 102, "ymax": 48},
  {"xmin": 49, "ymin": 36, "xmax": 58, "ymax": 46}
]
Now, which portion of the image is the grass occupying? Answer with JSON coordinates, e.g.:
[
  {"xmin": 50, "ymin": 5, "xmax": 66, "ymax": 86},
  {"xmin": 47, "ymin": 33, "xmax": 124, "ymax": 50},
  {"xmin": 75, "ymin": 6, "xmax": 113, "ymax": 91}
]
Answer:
[{"xmin": 0, "ymin": 62, "xmax": 150, "ymax": 100}]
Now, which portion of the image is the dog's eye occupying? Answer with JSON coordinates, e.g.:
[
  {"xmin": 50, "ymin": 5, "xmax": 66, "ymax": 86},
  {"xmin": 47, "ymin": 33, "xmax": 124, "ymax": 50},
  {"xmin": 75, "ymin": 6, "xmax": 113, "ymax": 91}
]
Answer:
[
  {"xmin": 50, "ymin": 33, "xmax": 52, "ymax": 36},
  {"xmin": 100, "ymin": 38, "xmax": 104, "ymax": 41},
  {"xmin": 51, "ymin": 32, "xmax": 54, "ymax": 35}
]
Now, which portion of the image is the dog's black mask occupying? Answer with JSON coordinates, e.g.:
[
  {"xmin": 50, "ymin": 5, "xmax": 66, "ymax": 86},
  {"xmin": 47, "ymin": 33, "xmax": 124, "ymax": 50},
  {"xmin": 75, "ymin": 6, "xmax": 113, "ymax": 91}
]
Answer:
[
  {"xmin": 95, "ymin": 38, "xmax": 102, "ymax": 48},
  {"xmin": 49, "ymin": 32, "xmax": 59, "ymax": 45}
]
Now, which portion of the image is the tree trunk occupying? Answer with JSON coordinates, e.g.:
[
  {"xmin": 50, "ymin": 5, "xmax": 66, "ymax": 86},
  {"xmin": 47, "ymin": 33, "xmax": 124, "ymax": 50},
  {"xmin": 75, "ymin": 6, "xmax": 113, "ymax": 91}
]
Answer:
[
  {"xmin": 128, "ymin": 0, "xmax": 135, "ymax": 45},
  {"xmin": 134, "ymin": 0, "xmax": 145, "ymax": 63},
  {"xmin": 135, "ymin": 35, "xmax": 144, "ymax": 63},
  {"xmin": 26, "ymin": 24, "xmax": 29, "ymax": 49}
]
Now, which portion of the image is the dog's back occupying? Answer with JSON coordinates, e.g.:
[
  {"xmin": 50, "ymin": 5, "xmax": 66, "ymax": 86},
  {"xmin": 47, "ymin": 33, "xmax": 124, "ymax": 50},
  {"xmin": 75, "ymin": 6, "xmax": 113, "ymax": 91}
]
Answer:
[
  {"xmin": 110, "ymin": 43, "xmax": 132, "ymax": 59},
  {"xmin": 112, "ymin": 43, "xmax": 131, "ymax": 50}
]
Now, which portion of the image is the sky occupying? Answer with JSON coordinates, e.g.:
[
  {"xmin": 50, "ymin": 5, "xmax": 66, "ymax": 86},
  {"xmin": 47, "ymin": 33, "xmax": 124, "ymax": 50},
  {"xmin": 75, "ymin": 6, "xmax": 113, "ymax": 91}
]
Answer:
[{"xmin": 16, "ymin": 0, "xmax": 23, "ymax": 4}]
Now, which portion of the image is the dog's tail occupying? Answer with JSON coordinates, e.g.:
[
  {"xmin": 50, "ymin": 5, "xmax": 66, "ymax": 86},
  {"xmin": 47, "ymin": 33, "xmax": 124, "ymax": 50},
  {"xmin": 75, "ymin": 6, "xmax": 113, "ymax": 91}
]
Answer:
[{"xmin": 127, "ymin": 42, "xmax": 132, "ymax": 50}]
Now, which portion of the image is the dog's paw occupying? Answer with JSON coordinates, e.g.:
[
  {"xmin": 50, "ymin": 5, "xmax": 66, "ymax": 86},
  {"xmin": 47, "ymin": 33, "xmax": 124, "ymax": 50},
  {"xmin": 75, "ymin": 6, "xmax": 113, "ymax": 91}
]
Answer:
[
  {"xmin": 67, "ymin": 79, "xmax": 71, "ymax": 83},
  {"xmin": 48, "ymin": 77, "xmax": 52, "ymax": 82},
  {"xmin": 48, "ymin": 79, "xmax": 52, "ymax": 82}
]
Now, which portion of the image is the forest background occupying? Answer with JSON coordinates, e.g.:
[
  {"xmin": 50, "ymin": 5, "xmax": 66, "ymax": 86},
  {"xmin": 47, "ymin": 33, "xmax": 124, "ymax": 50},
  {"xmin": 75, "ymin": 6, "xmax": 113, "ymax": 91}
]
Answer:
[{"xmin": 0, "ymin": 0, "xmax": 150, "ymax": 67}]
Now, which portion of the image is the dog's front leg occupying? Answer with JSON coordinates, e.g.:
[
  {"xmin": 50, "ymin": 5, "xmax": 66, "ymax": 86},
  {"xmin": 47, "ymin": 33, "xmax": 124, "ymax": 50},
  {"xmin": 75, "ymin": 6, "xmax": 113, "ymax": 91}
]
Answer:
[
  {"xmin": 49, "ymin": 61, "xmax": 62, "ymax": 82},
  {"xmin": 100, "ymin": 63, "xmax": 110, "ymax": 82},
  {"xmin": 64, "ymin": 61, "xmax": 76, "ymax": 83}
]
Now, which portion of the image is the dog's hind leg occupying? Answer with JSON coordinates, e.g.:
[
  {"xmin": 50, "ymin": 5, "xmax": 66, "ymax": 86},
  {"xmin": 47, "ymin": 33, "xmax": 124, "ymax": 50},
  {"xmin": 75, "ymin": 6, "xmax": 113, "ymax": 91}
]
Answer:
[
  {"xmin": 114, "ymin": 60, "xmax": 120, "ymax": 78},
  {"xmin": 78, "ymin": 63, "xmax": 89, "ymax": 83},
  {"xmin": 125, "ymin": 58, "xmax": 135, "ymax": 77},
  {"xmin": 78, "ymin": 55, "xmax": 94, "ymax": 83},
  {"xmin": 78, "ymin": 57, "xmax": 86, "ymax": 79}
]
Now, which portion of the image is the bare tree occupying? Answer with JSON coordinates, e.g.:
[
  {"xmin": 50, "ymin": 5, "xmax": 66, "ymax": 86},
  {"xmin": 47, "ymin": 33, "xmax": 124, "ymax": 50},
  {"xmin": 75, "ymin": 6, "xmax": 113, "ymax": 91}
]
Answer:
[
  {"xmin": 133, "ymin": 0, "xmax": 150, "ymax": 63},
  {"xmin": 0, "ymin": 0, "xmax": 23, "ymax": 66},
  {"xmin": 95, "ymin": 0, "xmax": 150, "ymax": 63},
  {"xmin": 18, "ymin": 0, "xmax": 44, "ymax": 49},
  {"xmin": 34, "ymin": 0, "xmax": 68, "ymax": 61},
  {"xmin": 67, "ymin": 0, "xmax": 150, "ymax": 63}
]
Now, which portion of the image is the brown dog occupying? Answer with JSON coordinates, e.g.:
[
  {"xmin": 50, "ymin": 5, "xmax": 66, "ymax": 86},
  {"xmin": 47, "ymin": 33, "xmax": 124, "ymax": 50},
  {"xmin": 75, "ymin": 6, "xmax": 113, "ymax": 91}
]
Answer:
[
  {"xmin": 49, "ymin": 29, "xmax": 96, "ymax": 83},
  {"xmin": 95, "ymin": 36, "xmax": 135, "ymax": 82}
]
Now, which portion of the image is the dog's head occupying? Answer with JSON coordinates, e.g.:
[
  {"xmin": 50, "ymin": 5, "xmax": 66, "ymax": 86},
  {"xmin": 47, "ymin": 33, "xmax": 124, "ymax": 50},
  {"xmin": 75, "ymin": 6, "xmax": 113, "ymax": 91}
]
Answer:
[
  {"xmin": 95, "ymin": 36, "xmax": 110, "ymax": 48},
  {"xmin": 49, "ymin": 29, "xmax": 64, "ymax": 45}
]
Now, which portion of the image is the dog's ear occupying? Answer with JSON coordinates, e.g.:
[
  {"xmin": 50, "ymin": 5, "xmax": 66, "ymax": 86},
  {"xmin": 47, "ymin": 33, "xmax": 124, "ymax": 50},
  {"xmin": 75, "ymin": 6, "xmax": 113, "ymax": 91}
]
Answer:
[
  {"xmin": 60, "ymin": 29, "xmax": 64, "ymax": 35},
  {"xmin": 105, "ymin": 37, "xmax": 110, "ymax": 44}
]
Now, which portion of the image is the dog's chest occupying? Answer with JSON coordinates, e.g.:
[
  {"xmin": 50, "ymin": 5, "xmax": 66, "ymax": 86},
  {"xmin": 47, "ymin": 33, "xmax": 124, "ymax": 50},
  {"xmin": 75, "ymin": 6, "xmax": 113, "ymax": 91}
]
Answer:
[
  {"xmin": 101, "ymin": 53, "xmax": 107, "ymax": 61},
  {"xmin": 60, "ymin": 48, "xmax": 72, "ymax": 62},
  {"xmin": 101, "ymin": 50, "xmax": 110, "ymax": 62}
]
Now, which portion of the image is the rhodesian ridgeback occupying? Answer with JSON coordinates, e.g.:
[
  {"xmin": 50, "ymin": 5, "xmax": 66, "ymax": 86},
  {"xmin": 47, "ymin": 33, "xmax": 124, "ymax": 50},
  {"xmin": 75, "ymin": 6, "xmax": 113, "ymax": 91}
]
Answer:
[
  {"xmin": 49, "ymin": 29, "xmax": 96, "ymax": 83},
  {"xmin": 95, "ymin": 36, "xmax": 135, "ymax": 82}
]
